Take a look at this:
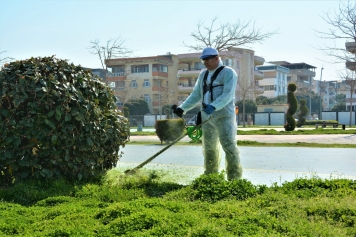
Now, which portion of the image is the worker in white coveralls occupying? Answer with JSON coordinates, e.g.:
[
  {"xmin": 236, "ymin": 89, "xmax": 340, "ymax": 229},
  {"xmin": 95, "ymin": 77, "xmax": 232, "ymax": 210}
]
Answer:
[{"xmin": 172, "ymin": 47, "xmax": 242, "ymax": 180}]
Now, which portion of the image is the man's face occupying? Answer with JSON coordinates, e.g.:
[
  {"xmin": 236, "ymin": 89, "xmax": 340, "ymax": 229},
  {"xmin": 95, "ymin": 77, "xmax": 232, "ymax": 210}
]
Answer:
[{"xmin": 202, "ymin": 56, "xmax": 219, "ymax": 70}]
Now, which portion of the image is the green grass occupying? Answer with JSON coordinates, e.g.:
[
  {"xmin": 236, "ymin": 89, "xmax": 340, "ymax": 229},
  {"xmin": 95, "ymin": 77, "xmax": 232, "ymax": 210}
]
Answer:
[{"xmin": 1, "ymin": 171, "xmax": 355, "ymax": 236}]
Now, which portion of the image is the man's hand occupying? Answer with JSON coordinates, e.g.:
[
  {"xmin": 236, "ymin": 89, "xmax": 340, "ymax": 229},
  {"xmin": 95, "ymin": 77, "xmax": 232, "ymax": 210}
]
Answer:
[
  {"xmin": 203, "ymin": 104, "xmax": 215, "ymax": 115},
  {"xmin": 171, "ymin": 105, "xmax": 184, "ymax": 118}
]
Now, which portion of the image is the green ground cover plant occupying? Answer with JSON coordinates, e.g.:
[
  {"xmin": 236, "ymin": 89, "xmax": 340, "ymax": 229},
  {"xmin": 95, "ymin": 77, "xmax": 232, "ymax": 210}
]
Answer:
[{"xmin": 1, "ymin": 170, "xmax": 355, "ymax": 236}]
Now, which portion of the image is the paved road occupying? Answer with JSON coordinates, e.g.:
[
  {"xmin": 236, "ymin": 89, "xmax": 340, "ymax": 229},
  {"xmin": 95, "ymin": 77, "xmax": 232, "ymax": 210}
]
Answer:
[
  {"xmin": 118, "ymin": 145, "xmax": 356, "ymax": 186},
  {"xmin": 129, "ymin": 134, "xmax": 356, "ymax": 144}
]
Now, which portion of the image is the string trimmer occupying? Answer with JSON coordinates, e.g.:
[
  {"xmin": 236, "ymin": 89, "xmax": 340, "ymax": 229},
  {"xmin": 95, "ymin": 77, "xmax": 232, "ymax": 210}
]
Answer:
[{"xmin": 124, "ymin": 115, "xmax": 210, "ymax": 175}]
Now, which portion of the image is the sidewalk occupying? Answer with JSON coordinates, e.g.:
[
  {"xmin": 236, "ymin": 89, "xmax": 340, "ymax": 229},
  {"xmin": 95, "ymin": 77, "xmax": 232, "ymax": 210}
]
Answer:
[{"xmin": 129, "ymin": 134, "xmax": 356, "ymax": 144}]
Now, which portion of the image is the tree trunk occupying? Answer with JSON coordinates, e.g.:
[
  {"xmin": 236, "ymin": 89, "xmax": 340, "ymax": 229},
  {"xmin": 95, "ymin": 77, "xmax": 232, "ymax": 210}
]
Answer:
[
  {"xmin": 242, "ymin": 98, "xmax": 246, "ymax": 127},
  {"xmin": 350, "ymin": 89, "xmax": 353, "ymax": 127}
]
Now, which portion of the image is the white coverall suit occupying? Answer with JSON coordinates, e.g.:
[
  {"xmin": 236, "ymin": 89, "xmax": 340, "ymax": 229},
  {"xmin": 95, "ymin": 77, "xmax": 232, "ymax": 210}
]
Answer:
[{"xmin": 179, "ymin": 60, "xmax": 242, "ymax": 180}]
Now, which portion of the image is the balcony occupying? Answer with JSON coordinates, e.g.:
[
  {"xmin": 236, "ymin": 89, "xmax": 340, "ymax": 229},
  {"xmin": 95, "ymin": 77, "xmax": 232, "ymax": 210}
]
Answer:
[
  {"xmin": 178, "ymin": 69, "xmax": 202, "ymax": 77},
  {"xmin": 254, "ymin": 70, "xmax": 264, "ymax": 80},
  {"xmin": 346, "ymin": 98, "xmax": 356, "ymax": 104},
  {"xmin": 254, "ymin": 56, "xmax": 265, "ymax": 66},
  {"xmin": 346, "ymin": 61, "xmax": 356, "ymax": 71},
  {"xmin": 152, "ymin": 71, "xmax": 168, "ymax": 78},
  {"xmin": 345, "ymin": 41, "xmax": 356, "ymax": 54},
  {"xmin": 254, "ymin": 86, "xmax": 264, "ymax": 94},
  {"xmin": 178, "ymin": 84, "xmax": 194, "ymax": 93},
  {"xmin": 106, "ymin": 72, "xmax": 126, "ymax": 81}
]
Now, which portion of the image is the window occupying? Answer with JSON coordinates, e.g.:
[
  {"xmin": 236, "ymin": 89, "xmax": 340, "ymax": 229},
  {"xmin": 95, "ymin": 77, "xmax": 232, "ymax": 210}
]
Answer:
[
  {"xmin": 143, "ymin": 79, "xmax": 150, "ymax": 87},
  {"xmin": 194, "ymin": 62, "xmax": 205, "ymax": 70},
  {"xmin": 264, "ymin": 85, "xmax": 275, "ymax": 91},
  {"xmin": 109, "ymin": 82, "xmax": 116, "ymax": 88},
  {"xmin": 115, "ymin": 96, "xmax": 123, "ymax": 106},
  {"xmin": 153, "ymin": 64, "xmax": 168, "ymax": 72},
  {"xmin": 131, "ymin": 80, "xmax": 138, "ymax": 88},
  {"xmin": 112, "ymin": 66, "xmax": 125, "ymax": 73},
  {"xmin": 144, "ymin": 94, "xmax": 150, "ymax": 102},
  {"xmin": 222, "ymin": 58, "xmax": 232, "ymax": 67},
  {"xmin": 111, "ymin": 66, "xmax": 126, "ymax": 76},
  {"xmin": 131, "ymin": 65, "xmax": 149, "ymax": 73},
  {"xmin": 287, "ymin": 76, "xmax": 291, "ymax": 82},
  {"xmin": 117, "ymin": 81, "xmax": 125, "ymax": 91}
]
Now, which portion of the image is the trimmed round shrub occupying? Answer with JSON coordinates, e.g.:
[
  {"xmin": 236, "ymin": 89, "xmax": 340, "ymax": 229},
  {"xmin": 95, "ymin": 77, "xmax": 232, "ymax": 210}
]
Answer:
[{"xmin": 0, "ymin": 56, "xmax": 130, "ymax": 184}]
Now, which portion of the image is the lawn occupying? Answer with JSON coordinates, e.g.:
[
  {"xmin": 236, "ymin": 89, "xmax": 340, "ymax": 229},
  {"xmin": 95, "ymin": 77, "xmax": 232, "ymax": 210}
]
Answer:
[{"xmin": 1, "ymin": 170, "xmax": 355, "ymax": 236}]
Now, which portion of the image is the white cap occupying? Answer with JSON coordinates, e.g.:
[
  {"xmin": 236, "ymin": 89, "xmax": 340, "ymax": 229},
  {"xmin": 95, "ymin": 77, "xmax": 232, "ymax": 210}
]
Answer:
[{"xmin": 199, "ymin": 47, "xmax": 218, "ymax": 59}]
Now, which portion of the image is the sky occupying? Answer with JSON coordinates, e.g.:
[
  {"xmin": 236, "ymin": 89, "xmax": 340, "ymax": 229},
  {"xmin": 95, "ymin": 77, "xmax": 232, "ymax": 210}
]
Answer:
[{"xmin": 0, "ymin": 0, "xmax": 351, "ymax": 81}]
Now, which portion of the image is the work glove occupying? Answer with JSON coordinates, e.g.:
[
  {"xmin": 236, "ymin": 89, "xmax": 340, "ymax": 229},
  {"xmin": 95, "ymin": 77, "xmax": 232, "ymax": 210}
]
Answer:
[
  {"xmin": 203, "ymin": 104, "xmax": 215, "ymax": 115},
  {"xmin": 171, "ymin": 104, "xmax": 184, "ymax": 118}
]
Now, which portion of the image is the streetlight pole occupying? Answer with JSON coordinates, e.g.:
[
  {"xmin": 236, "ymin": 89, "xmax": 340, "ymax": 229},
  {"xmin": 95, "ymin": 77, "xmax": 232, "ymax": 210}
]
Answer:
[
  {"xmin": 319, "ymin": 67, "xmax": 324, "ymax": 120},
  {"xmin": 309, "ymin": 76, "xmax": 312, "ymax": 119}
]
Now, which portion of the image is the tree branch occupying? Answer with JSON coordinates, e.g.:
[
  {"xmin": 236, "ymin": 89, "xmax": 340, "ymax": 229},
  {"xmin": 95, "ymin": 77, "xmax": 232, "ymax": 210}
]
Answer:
[{"xmin": 183, "ymin": 17, "xmax": 278, "ymax": 52}]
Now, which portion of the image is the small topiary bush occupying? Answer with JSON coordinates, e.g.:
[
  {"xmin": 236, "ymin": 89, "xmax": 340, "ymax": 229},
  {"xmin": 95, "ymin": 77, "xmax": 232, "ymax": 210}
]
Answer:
[
  {"xmin": 0, "ymin": 56, "xmax": 130, "ymax": 185},
  {"xmin": 297, "ymin": 99, "xmax": 308, "ymax": 127},
  {"xmin": 284, "ymin": 83, "xmax": 298, "ymax": 131},
  {"xmin": 190, "ymin": 172, "xmax": 266, "ymax": 202},
  {"xmin": 155, "ymin": 119, "xmax": 185, "ymax": 143}
]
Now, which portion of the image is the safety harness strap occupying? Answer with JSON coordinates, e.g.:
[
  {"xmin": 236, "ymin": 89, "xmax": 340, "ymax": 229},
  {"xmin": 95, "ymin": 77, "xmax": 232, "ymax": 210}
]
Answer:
[{"xmin": 203, "ymin": 66, "xmax": 225, "ymax": 101}]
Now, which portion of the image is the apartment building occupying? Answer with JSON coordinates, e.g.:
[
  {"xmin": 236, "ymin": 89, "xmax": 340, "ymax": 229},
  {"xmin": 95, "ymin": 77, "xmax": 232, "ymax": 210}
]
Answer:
[
  {"xmin": 90, "ymin": 68, "xmax": 107, "ymax": 79},
  {"xmin": 345, "ymin": 41, "xmax": 356, "ymax": 111},
  {"xmin": 270, "ymin": 61, "xmax": 316, "ymax": 91},
  {"xmin": 316, "ymin": 80, "xmax": 348, "ymax": 110},
  {"xmin": 256, "ymin": 63, "xmax": 289, "ymax": 98},
  {"xmin": 105, "ymin": 54, "xmax": 179, "ymax": 115},
  {"xmin": 177, "ymin": 47, "xmax": 265, "ymax": 106},
  {"xmin": 102, "ymin": 47, "xmax": 265, "ymax": 114}
]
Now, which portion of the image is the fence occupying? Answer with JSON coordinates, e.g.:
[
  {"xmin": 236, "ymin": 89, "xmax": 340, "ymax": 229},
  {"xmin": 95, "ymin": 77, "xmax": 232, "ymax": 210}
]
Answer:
[{"xmin": 129, "ymin": 111, "xmax": 356, "ymax": 127}]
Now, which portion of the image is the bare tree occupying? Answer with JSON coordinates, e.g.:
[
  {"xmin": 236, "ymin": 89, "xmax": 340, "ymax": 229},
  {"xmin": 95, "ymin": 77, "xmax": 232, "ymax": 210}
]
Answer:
[
  {"xmin": 315, "ymin": 0, "xmax": 356, "ymax": 64},
  {"xmin": 337, "ymin": 69, "xmax": 356, "ymax": 127},
  {"xmin": 184, "ymin": 17, "xmax": 278, "ymax": 51},
  {"xmin": 0, "ymin": 51, "xmax": 14, "ymax": 68},
  {"xmin": 88, "ymin": 37, "xmax": 133, "ymax": 81},
  {"xmin": 236, "ymin": 70, "xmax": 256, "ymax": 127},
  {"xmin": 111, "ymin": 78, "xmax": 145, "ymax": 108}
]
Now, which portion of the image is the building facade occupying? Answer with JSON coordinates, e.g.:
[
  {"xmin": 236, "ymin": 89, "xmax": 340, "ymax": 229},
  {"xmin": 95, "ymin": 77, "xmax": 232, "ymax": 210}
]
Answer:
[
  {"xmin": 105, "ymin": 54, "xmax": 179, "ymax": 115},
  {"xmin": 256, "ymin": 64, "xmax": 289, "ymax": 98},
  {"xmin": 345, "ymin": 41, "xmax": 356, "ymax": 111},
  {"xmin": 103, "ymin": 48, "xmax": 266, "ymax": 115},
  {"xmin": 177, "ymin": 47, "xmax": 265, "ymax": 107}
]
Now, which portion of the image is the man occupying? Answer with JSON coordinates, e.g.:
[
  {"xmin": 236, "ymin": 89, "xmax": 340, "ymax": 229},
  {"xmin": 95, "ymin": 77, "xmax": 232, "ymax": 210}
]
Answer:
[{"xmin": 172, "ymin": 47, "xmax": 242, "ymax": 180}]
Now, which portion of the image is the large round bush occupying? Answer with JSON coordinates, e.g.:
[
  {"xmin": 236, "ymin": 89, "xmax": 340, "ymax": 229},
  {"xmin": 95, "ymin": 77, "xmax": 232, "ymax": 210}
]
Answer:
[{"xmin": 0, "ymin": 56, "xmax": 130, "ymax": 184}]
